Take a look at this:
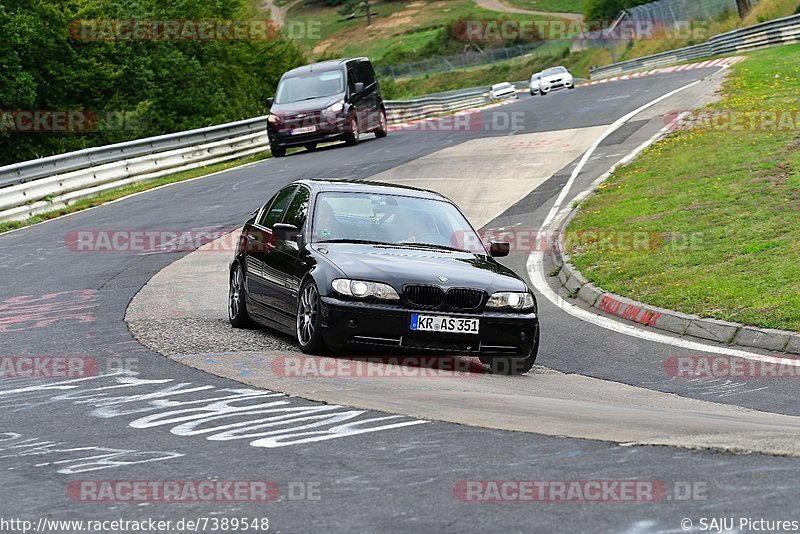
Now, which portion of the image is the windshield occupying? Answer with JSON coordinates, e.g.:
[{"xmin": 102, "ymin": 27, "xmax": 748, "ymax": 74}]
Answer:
[
  {"xmin": 275, "ymin": 70, "xmax": 345, "ymax": 104},
  {"xmin": 311, "ymin": 192, "xmax": 485, "ymax": 253},
  {"xmin": 542, "ymin": 67, "xmax": 567, "ymax": 76}
]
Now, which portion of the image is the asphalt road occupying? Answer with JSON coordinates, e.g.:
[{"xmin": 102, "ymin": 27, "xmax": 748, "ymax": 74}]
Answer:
[{"xmin": 2, "ymin": 67, "xmax": 797, "ymax": 533}]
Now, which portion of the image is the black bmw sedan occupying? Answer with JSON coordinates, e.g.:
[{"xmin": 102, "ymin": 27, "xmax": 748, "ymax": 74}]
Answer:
[{"xmin": 229, "ymin": 180, "xmax": 540, "ymax": 375}]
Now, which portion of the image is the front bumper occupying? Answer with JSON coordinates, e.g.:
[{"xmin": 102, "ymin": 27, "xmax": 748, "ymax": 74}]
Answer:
[
  {"xmin": 268, "ymin": 116, "xmax": 350, "ymax": 148},
  {"xmin": 543, "ymin": 79, "xmax": 573, "ymax": 91},
  {"xmin": 320, "ymin": 296, "xmax": 539, "ymax": 358}
]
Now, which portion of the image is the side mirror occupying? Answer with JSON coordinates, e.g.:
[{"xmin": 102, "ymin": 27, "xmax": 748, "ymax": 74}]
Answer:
[
  {"xmin": 354, "ymin": 82, "xmax": 365, "ymax": 94},
  {"xmin": 266, "ymin": 97, "xmax": 274, "ymax": 109},
  {"xmin": 489, "ymin": 241, "xmax": 510, "ymax": 258},
  {"xmin": 272, "ymin": 223, "xmax": 301, "ymax": 244}
]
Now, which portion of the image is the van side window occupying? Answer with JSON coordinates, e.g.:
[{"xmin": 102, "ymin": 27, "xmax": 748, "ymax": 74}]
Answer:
[
  {"xmin": 347, "ymin": 67, "xmax": 358, "ymax": 95},
  {"xmin": 356, "ymin": 62, "xmax": 376, "ymax": 87}
]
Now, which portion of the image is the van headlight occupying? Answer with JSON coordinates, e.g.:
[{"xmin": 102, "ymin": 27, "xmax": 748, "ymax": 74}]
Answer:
[
  {"xmin": 322, "ymin": 102, "xmax": 344, "ymax": 118},
  {"xmin": 268, "ymin": 114, "xmax": 280, "ymax": 125},
  {"xmin": 332, "ymin": 279, "xmax": 399, "ymax": 300},
  {"xmin": 486, "ymin": 291, "xmax": 536, "ymax": 311}
]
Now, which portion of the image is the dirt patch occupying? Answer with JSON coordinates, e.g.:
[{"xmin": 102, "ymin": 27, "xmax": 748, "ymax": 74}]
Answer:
[{"xmin": 314, "ymin": 1, "xmax": 427, "ymax": 56}]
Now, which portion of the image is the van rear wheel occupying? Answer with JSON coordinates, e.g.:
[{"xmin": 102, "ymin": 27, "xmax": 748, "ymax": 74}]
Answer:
[{"xmin": 374, "ymin": 110, "xmax": 388, "ymax": 138}]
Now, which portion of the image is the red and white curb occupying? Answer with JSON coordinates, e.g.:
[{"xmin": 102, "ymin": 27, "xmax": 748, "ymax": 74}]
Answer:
[{"xmin": 580, "ymin": 56, "xmax": 747, "ymax": 87}]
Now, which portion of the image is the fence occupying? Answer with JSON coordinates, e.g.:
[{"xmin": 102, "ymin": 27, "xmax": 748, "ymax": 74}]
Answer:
[
  {"xmin": 0, "ymin": 91, "xmax": 503, "ymax": 223},
  {"xmin": 626, "ymin": 0, "xmax": 748, "ymax": 27},
  {"xmin": 589, "ymin": 11, "xmax": 800, "ymax": 78},
  {"xmin": 586, "ymin": 0, "xmax": 760, "ymax": 62}
]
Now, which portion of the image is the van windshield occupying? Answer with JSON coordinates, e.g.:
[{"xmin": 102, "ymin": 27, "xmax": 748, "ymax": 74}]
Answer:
[{"xmin": 275, "ymin": 70, "xmax": 345, "ymax": 104}]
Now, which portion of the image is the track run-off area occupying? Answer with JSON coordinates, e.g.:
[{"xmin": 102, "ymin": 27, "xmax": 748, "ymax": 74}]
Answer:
[{"xmin": 3, "ymin": 64, "xmax": 799, "ymax": 532}]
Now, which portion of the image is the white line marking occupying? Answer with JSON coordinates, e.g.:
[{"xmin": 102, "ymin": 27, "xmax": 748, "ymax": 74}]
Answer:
[
  {"xmin": 538, "ymin": 80, "xmax": 701, "ymax": 232},
  {"xmin": 527, "ymin": 76, "xmax": 800, "ymax": 367}
]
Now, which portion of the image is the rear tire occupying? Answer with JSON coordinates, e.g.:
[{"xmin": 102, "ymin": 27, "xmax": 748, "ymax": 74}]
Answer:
[
  {"xmin": 480, "ymin": 328, "xmax": 539, "ymax": 375},
  {"xmin": 271, "ymin": 144, "xmax": 286, "ymax": 157},
  {"xmin": 373, "ymin": 109, "xmax": 388, "ymax": 138},
  {"xmin": 229, "ymin": 263, "xmax": 256, "ymax": 329},
  {"xmin": 296, "ymin": 280, "xmax": 327, "ymax": 354}
]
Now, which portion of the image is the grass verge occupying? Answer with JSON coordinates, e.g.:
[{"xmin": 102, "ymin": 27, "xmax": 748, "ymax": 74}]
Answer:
[
  {"xmin": 567, "ymin": 44, "xmax": 800, "ymax": 332},
  {"xmin": 0, "ymin": 151, "xmax": 272, "ymax": 235},
  {"xmin": 503, "ymin": 0, "xmax": 585, "ymax": 13}
]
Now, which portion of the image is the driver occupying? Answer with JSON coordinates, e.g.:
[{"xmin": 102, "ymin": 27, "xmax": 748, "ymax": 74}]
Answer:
[
  {"xmin": 315, "ymin": 200, "xmax": 345, "ymax": 240},
  {"xmin": 401, "ymin": 213, "xmax": 438, "ymax": 243}
]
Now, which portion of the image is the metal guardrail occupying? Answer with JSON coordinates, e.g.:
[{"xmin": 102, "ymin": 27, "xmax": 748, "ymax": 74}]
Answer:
[
  {"xmin": 385, "ymin": 89, "xmax": 491, "ymax": 124},
  {"xmin": 0, "ymin": 90, "xmax": 502, "ymax": 223},
  {"xmin": 590, "ymin": 12, "xmax": 800, "ymax": 79},
  {"xmin": 0, "ymin": 117, "xmax": 269, "ymax": 189}
]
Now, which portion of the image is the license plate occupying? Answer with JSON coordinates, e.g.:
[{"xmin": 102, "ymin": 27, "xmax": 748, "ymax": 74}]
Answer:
[
  {"xmin": 410, "ymin": 314, "xmax": 479, "ymax": 334},
  {"xmin": 291, "ymin": 125, "xmax": 316, "ymax": 135}
]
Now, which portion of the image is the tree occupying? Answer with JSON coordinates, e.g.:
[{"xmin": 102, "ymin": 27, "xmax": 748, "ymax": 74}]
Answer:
[
  {"xmin": 736, "ymin": 0, "xmax": 752, "ymax": 18},
  {"xmin": 339, "ymin": 0, "xmax": 373, "ymax": 26},
  {"xmin": 0, "ymin": 0, "xmax": 306, "ymax": 165}
]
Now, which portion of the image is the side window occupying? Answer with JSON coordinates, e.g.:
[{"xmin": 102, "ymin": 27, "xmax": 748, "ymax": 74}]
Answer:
[
  {"xmin": 282, "ymin": 186, "xmax": 310, "ymax": 230},
  {"xmin": 347, "ymin": 67, "xmax": 358, "ymax": 95},
  {"xmin": 258, "ymin": 186, "xmax": 296, "ymax": 228},
  {"xmin": 357, "ymin": 62, "xmax": 376, "ymax": 87}
]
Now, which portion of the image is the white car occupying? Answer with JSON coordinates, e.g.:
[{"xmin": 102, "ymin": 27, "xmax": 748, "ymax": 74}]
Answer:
[
  {"xmin": 489, "ymin": 82, "xmax": 518, "ymax": 100},
  {"xmin": 529, "ymin": 73, "xmax": 542, "ymax": 95},
  {"xmin": 531, "ymin": 66, "xmax": 574, "ymax": 95}
]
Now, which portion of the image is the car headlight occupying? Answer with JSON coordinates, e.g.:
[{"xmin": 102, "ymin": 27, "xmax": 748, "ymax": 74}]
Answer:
[
  {"xmin": 322, "ymin": 102, "xmax": 344, "ymax": 118},
  {"xmin": 486, "ymin": 291, "xmax": 536, "ymax": 311},
  {"xmin": 332, "ymin": 279, "xmax": 399, "ymax": 300},
  {"xmin": 267, "ymin": 114, "xmax": 280, "ymax": 125}
]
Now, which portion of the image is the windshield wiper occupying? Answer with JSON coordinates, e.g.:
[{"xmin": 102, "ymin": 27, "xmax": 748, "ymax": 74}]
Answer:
[
  {"xmin": 293, "ymin": 95, "xmax": 331, "ymax": 102},
  {"xmin": 316, "ymin": 239, "xmax": 393, "ymax": 246},
  {"xmin": 396, "ymin": 242, "xmax": 466, "ymax": 253}
]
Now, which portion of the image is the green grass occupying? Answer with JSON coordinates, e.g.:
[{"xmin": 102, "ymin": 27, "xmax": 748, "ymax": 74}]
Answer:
[
  {"xmin": 503, "ymin": 0, "xmax": 585, "ymax": 13},
  {"xmin": 286, "ymin": 0, "xmax": 570, "ymax": 63},
  {"xmin": 0, "ymin": 151, "xmax": 272, "ymax": 235},
  {"xmin": 567, "ymin": 44, "xmax": 800, "ymax": 332}
]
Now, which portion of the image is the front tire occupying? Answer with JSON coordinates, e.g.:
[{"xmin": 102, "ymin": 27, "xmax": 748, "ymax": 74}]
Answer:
[
  {"xmin": 344, "ymin": 115, "xmax": 359, "ymax": 146},
  {"xmin": 229, "ymin": 263, "xmax": 256, "ymax": 329},
  {"xmin": 271, "ymin": 144, "xmax": 286, "ymax": 157},
  {"xmin": 296, "ymin": 280, "xmax": 327, "ymax": 354},
  {"xmin": 304, "ymin": 142, "xmax": 317, "ymax": 151}
]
